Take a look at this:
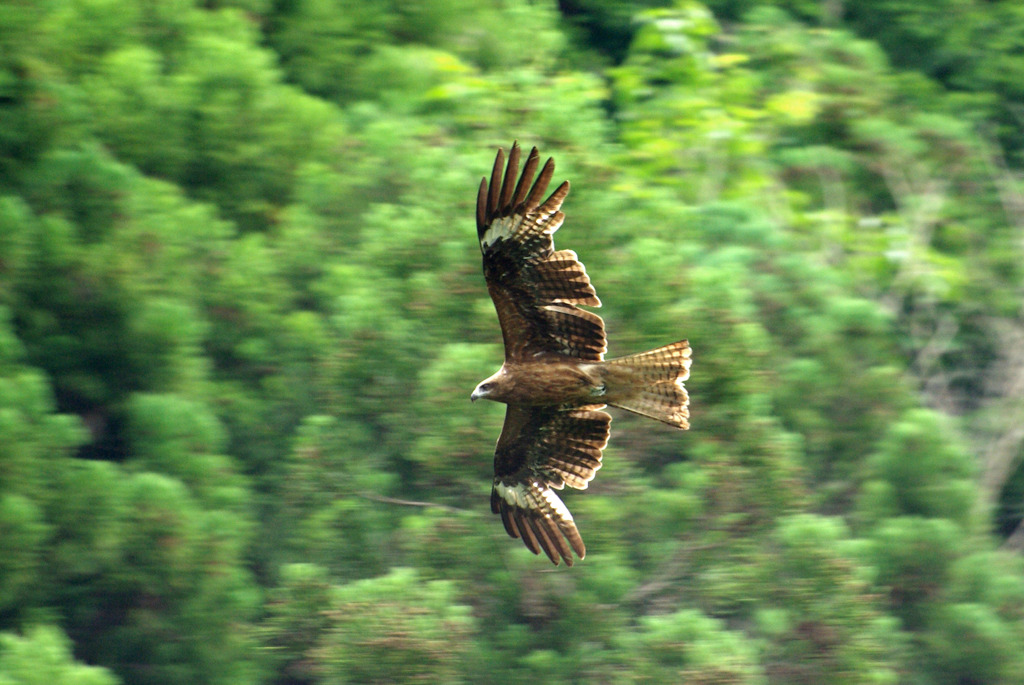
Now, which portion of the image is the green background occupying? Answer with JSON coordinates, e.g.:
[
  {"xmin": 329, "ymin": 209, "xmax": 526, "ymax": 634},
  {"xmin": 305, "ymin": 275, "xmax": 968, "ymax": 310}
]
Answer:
[{"xmin": 3, "ymin": 0, "xmax": 1024, "ymax": 682}]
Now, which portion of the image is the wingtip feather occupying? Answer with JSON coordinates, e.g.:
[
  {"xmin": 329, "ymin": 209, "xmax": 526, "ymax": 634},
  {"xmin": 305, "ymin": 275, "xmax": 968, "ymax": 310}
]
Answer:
[
  {"xmin": 498, "ymin": 143, "xmax": 520, "ymax": 213},
  {"xmin": 525, "ymin": 157, "xmax": 556, "ymax": 211},
  {"xmin": 526, "ymin": 516, "xmax": 562, "ymax": 565},
  {"xmin": 517, "ymin": 513, "xmax": 543, "ymax": 556},
  {"xmin": 488, "ymin": 147, "xmax": 505, "ymax": 217},
  {"xmin": 512, "ymin": 147, "xmax": 541, "ymax": 210},
  {"xmin": 476, "ymin": 177, "xmax": 487, "ymax": 233}
]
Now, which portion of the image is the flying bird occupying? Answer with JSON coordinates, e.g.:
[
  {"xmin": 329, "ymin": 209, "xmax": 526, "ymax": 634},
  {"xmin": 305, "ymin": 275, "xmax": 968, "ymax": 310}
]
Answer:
[{"xmin": 472, "ymin": 142, "xmax": 691, "ymax": 565}]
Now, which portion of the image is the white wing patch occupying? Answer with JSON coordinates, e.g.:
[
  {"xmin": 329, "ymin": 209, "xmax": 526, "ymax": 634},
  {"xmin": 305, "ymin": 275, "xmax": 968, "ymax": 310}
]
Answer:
[
  {"xmin": 480, "ymin": 206, "xmax": 564, "ymax": 252},
  {"xmin": 494, "ymin": 480, "xmax": 575, "ymax": 524},
  {"xmin": 494, "ymin": 480, "xmax": 527, "ymax": 509},
  {"xmin": 481, "ymin": 215, "xmax": 522, "ymax": 250}
]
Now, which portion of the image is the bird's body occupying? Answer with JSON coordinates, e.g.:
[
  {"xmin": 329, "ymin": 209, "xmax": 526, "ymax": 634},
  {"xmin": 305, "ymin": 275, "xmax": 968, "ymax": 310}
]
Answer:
[
  {"xmin": 472, "ymin": 358, "xmax": 602, "ymax": 406},
  {"xmin": 472, "ymin": 142, "xmax": 692, "ymax": 565}
]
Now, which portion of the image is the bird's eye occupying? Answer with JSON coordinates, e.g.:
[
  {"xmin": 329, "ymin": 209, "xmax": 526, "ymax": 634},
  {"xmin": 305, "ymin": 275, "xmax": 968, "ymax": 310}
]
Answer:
[{"xmin": 480, "ymin": 383, "xmax": 493, "ymax": 392}]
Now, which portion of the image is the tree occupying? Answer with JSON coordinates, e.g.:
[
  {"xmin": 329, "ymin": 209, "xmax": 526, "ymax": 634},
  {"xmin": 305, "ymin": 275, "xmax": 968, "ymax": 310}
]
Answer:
[
  {"xmin": 310, "ymin": 568, "xmax": 477, "ymax": 685},
  {"xmin": 0, "ymin": 625, "xmax": 120, "ymax": 685}
]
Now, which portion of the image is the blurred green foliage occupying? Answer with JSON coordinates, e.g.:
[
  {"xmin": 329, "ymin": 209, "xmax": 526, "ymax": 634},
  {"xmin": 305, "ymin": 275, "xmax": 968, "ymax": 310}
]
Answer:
[
  {"xmin": 0, "ymin": 625, "xmax": 118, "ymax": 685},
  {"xmin": 2, "ymin": 1, "xmax": 1024, "ymax": 683}
]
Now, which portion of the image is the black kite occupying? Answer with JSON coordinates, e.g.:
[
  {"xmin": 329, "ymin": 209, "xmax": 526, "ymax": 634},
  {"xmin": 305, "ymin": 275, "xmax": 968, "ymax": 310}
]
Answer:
[{"xmin": 471, "ymin": 142, "xmax": 692, "ymax": 565}]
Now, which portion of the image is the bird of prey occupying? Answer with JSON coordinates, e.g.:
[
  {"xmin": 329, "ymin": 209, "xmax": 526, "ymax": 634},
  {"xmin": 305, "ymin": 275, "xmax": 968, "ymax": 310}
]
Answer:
[{"xmin": 471, "ymin": 142, "xmax": 691, "ymax": 565}]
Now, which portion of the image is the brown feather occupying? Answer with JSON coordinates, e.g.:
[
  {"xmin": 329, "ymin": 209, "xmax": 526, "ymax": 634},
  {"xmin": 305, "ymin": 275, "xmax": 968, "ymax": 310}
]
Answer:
[
  {"xmin": 564, "ymin": 523, "xmax": 586, "ymax": 560},
  {"xmin": 544, "ymin": 517, "xmax": 575, "ymax": 565},
  {"xmin": 524, "ymin": 157, "xmax": 555, "ymax": 210},
  {"xmin": 603, "ymin": 340, "xmax": 692, "ymax": 428},
  {"xmin": 517, "ymin": 509, "xmax": 542, "ymax": 555},
  {"xmin": 526, "ymin": 516, "xmax": 561, "ymax": 565},
  {"xmin": 533, "ymin": 250, "xmax": 601, "ymax": 307},
  {"xmin": 501, "ymin": 505, "xmax": 519, "ymax": 538},
  {"xmin": 475, "ymin": 145, "xmax": 692, "ymax": 567},
  {"xmin": 477, "ymin": 144, "xmax": 606, "ymax": 362},
  {"xmin": 533, "ymin": 182, "xmax": 569, "ymax": 226},
  {"xmin": 488, "ymin": 147, "xmax": 504, "ymax": 217},
  {"xmin": 490, "ymin": 405, "xmax": 610, "ymax": 565},
  {"xmin": 498, "ymin": 142, "xmax": 520, "ymax": 212},
  {"xmin": 476, "ymin": 178, "xmax": 487, "ymax": 232},
  {"xmin": 512, "ymin": 147, "xmax": 540, "ymax": 211}
]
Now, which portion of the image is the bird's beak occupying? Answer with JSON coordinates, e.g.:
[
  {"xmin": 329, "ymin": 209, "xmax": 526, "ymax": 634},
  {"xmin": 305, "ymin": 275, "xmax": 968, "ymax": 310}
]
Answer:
[{"xmin": 470, "ymin": 389, "xmax": 481, "ymax": 403}]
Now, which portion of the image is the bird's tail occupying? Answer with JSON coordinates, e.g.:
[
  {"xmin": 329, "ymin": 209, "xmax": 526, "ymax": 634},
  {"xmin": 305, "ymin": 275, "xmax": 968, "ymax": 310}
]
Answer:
[{"xmin": 602, "ymin": 340, "xmax": 691, "ymax": 429}]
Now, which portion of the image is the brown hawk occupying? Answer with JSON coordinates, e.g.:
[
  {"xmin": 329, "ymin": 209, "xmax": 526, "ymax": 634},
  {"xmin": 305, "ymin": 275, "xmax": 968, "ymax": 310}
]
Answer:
[{"xmin": 471, "ymin": 143, "xmax": 692, "ymax": 565}]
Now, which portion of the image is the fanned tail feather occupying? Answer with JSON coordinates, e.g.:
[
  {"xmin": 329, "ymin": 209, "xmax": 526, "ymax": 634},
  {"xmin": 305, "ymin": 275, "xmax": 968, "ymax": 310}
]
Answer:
[{"xmin": 603, "ymin": 340, "xmax": 692, "ymax": 429}]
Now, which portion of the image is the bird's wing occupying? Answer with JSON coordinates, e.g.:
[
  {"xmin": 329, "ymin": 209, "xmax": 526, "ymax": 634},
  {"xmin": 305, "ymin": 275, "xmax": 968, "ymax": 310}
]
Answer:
[
  {"xmin": 477, "ymin": 142, "xmax": 606, "ymax": 362},
  {"xmin": 490, "ymin": 404, "xmax": 610, "ymax": 565}
]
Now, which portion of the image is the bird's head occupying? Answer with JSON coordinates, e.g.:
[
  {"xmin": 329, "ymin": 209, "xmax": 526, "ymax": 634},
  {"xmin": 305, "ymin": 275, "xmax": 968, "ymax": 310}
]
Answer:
[{"xmin": 471, "ymin": 369, "xmax": 505, "ymax": 403}]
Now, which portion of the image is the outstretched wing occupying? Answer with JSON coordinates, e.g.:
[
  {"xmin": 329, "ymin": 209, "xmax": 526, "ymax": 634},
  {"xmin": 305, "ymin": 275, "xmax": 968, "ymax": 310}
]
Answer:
[
  {"xmin": 490, "ymin": 404, "xmax": 611, "ymax": 565},
  {"xmin": 477, "ymin": 143, "xmax": 606, "ymax": 362}
]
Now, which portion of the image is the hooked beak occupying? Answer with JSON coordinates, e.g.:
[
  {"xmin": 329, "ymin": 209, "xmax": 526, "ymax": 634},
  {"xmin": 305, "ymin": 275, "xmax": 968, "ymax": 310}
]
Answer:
[
  {"xmin": 472, "ymin": 374, "xmax": 499, "ymax": 403},
  {"xmin": 470, "ymin": 382, "xmax": 490, "ymax": 403}
]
